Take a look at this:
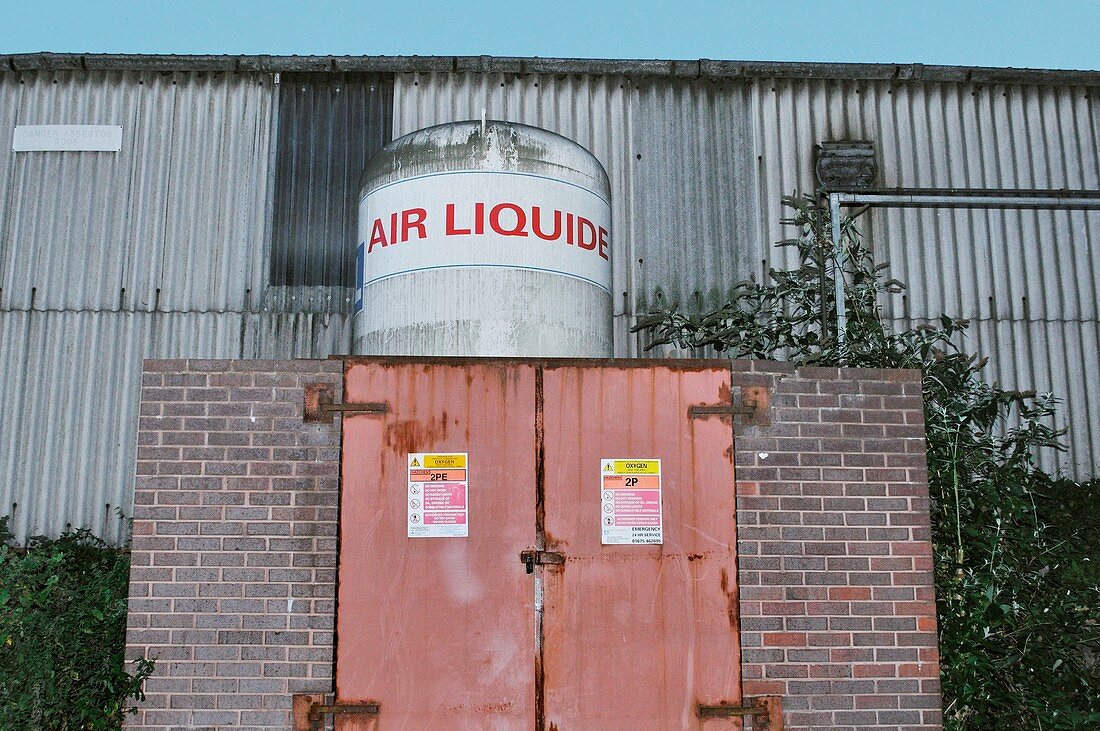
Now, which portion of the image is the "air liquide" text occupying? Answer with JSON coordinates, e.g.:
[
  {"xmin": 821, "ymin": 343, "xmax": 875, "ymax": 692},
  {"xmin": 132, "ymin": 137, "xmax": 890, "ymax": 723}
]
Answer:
[{"xmin": 365, "ymin": 202, "xmax": 611, "ymax": 261}]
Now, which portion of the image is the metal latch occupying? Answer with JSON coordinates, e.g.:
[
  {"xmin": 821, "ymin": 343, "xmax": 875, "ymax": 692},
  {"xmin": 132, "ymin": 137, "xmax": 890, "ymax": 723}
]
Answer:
[
  {"xmin": 307, "ymin": 701, "xmax": 379, "ymax": 731},
  {"xmin": 304, "ymin": 382, "xmax": 387, "ymax": 423},
  {"xmin": 520, "ymin": 549, "xmax": 565, "ymax": 574}
]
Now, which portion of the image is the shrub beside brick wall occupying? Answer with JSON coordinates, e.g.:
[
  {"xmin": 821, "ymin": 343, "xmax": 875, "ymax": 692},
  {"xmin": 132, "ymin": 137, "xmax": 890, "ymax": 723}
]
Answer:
[
  {"xmin": 124, "ymin": 359, "xmax": 342, "ymax": 730},
  {"xmin": 124, "ymin": 358, "xmax": 941, "ymax": 730}
]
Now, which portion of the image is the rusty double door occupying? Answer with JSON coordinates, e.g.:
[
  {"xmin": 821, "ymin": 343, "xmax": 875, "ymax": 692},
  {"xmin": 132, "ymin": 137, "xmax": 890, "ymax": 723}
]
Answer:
[{"xmin": 336, "ymin": 360, "xmax": 741, "ymax": 729}]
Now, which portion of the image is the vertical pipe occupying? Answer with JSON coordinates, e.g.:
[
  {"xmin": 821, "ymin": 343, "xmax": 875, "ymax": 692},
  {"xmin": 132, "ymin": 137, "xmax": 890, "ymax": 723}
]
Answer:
[
  {"xmin": 818, "ymin": 196, "xmax": 829, "ymax": 350},
  {"xmin": 830, "ymin": 194, "xmax": 846, "ymax": 355}
]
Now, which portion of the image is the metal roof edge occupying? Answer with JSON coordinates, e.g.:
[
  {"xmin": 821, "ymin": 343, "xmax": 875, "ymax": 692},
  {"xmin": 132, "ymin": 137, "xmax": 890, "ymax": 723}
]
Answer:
[{"xmin": 2, "ymin": 53, "xmax": 1099, "ymax": 86}]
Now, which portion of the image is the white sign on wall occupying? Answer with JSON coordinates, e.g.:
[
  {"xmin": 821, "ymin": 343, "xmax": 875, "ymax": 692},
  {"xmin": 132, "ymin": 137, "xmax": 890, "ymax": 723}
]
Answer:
[
  {"xmin": 601, "ymin": 459, "xmax": 663, "ymax": 545},
  {"xmin": 12, "ymin": 125, "xmax": 123, "ymax": 152},
  {"xmin": 356, "ymin": 170, "xmax": 612, "ymax": 314},
  {"xmin": 407, "ymin": 453, "xmax": 469, "ymax": 538}
]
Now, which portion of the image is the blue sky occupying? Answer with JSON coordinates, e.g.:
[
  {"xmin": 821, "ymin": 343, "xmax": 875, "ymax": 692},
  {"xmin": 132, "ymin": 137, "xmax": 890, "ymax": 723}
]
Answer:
[{"xmin": 2, "ymin": 1, "xmax": 1099, "ymax": 71}]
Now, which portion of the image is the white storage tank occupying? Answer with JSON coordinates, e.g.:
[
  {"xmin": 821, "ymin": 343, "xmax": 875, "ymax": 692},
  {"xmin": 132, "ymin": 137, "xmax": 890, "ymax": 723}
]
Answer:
[{"xmin": 354, "ymin": 120, "xmax": 613, "ymax": 356}]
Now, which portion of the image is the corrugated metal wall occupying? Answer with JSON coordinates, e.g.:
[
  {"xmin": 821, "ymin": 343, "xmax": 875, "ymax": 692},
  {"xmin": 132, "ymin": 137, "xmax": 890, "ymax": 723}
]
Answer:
[
  {"xmin": 394, "ymin": 72, "xmax": 1100, "ymax": 477},
  {"xmin": 267, "ymin": 72, "xmax": 393, "ymax": 308},
  {"xmin": 0, "ymin": 70, "xmax": 371, "ymax": 542},
  {"xmin": 1, "ymin": 71, "xmax": 273, "ymax": 313},
  {"xmin": 751, "ymin": 78, "xmax": 1100, "ymax": 477},
  {"xmin": 1, "ymin": 64, "xmax": 1097, "ymax": 540}
]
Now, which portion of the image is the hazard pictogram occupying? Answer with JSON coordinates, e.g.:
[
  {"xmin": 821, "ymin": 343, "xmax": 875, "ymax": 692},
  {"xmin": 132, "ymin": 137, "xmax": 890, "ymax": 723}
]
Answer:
[{"xmin": 410, "ymin": 457, "xmax": 420, "ymax": 467}]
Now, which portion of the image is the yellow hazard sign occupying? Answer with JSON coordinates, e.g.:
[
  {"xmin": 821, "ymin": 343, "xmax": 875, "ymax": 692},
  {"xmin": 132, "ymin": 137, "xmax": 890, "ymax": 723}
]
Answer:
[
  {"xmin": 611, "ymin": 459, "xmax": 660, "ymax": 474},
  {"xmin": 423, "ymin": 453, "xmax": 467, "ymax": 469},
  {"xmin": 410, "ymin": 457, "xmax": 421, "ymax": 467}
]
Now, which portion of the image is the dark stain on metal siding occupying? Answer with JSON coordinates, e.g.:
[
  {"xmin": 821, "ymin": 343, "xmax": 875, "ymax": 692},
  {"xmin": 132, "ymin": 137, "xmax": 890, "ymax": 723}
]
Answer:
[{"xmin": 270, "ymin": 73, "xmax": 394, "ymax": 289}]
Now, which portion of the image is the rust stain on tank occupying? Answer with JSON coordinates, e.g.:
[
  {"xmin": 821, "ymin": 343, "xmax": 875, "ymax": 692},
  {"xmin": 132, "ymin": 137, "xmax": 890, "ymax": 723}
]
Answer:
[
  {"xmin": 718, "ymin": 381, "xmax": 731, "ymax": 402},
  {"xmin": 384, "ymin": 414, "xmax": 449, "ymax": 454}
]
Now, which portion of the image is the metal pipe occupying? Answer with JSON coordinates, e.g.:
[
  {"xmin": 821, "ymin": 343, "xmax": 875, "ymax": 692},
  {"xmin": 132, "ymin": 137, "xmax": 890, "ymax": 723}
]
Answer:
[
  {"xmin": 832, "ymin": 190, "xmax": 1100, "ymax": 209},
  {"xmin": 825, "ymin": 187, "xmax": 1100, "ymax": 364},
  {"xmin": 829, "ymin": 193, "xmax": 846, "ymax": 355}
]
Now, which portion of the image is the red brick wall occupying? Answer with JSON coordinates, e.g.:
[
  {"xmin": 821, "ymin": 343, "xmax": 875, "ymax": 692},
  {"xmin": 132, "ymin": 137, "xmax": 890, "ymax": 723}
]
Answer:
[
  {"xmin": 125, "ymin": 358, "xmax": 941, "ymax": 730},
  {"xmin": 733, "ymin": 362, "xmax": 942, "ymax": 729},
  {"xmin": 124, "ymin": 360, "xmax": 342, "ymax": 730}
]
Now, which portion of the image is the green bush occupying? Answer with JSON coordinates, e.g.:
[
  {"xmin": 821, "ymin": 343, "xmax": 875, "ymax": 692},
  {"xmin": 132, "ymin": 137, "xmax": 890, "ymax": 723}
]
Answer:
[
  {"xmin": 635, "ymin": 194, "xmax": 1100, "ymax": 729},
  {"xmin": 0, "ymin": 516, "xmax": 154, "ymax": 730}
]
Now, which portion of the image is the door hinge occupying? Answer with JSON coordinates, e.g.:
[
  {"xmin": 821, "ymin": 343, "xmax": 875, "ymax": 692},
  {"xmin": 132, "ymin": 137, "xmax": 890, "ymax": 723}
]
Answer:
[
  {"xmin": 303, "ymin": 699, "xmax": 380, "ymax": 731},
  {"xmin": 698, "ymin": 696, "xmax": 783, "ymax": 729},
  {"xmin": 689, "ymin": 386, "xmax": 769, "ymax": 426},
  {"xmin": 304, "ymin": 382, "xmax": 387, "ymax": 423},
  {"xmin": 520, "ymin": 549, "xmax": 565, "ymax": 574},
  {"xmin": 689, "ymin": 404, "xmax": 757, "ymax": 418}
]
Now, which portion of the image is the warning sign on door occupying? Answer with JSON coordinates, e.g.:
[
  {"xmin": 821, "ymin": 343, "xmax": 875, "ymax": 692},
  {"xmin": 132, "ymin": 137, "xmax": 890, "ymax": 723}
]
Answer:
[
  {"xmin": 408, "ymin": 453, "xmax": 468, "ymax": 538},
  {"xmin": 601, "ymin": 459, "xmax": 662, "ymax": 545}
]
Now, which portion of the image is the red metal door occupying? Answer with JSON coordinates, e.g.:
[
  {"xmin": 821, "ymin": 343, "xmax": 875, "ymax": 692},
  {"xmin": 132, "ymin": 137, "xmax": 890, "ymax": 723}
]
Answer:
[
  {"xmin": 336, "ymin": 360, "xmax": 739, "ymax": 729},
  {"xmin": 336, "ymin": 361, "xmax": 538, "ymax": 728},
  {"xmin": 540, "ymin": 364, "xmax": 741, "ymax": 729}
]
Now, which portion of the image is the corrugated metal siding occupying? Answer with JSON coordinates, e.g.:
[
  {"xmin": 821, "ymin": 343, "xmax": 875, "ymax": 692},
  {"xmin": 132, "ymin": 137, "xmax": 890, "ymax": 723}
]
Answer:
[
  {"xmin": 394, "ymin": 72, "xmax": 1100, "ymax": 477},
  {"xmin": 267, "ymin": 73, "xmax": 393, "ymax": 300},
  {"xmin": 753, "ymin": 80, "xmax": 1100, "ymax": 322},
  {"xmin": 0, "ymin": 69, "xmax": 364, "ymax": 541},
  {"xmin": 751, "ymin": 78, "xmax": 1100, "ymax": 477},
  {"xmin": 1, "ymin": 71, "xmax": 143, "ymax": 311},
  {"xmin": 0, "ymin": 70, "xmax": 274, "ymax": 313},
  {"xmin": 0, "ymin": 310, "xmax": 351, "ymax": 543},
  {"xmin": 630, "ymin": 80, "xmax": 758, "ymax": 316}
]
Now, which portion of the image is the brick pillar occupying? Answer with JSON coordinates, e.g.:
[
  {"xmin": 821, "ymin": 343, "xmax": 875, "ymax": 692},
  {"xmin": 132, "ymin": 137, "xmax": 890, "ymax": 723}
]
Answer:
[
  {"xmin": 124, "ymin": 360, "xmax": 342, "ymax": 730},
  {"xmin": 734, "ymin": 362, "xmax": 942, "ymax": 729}
]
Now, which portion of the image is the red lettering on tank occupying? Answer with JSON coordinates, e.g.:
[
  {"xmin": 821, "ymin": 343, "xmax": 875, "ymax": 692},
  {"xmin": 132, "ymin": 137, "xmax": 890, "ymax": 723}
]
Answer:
[
  {"xmin": 402, "ymin": 208, "xmax": 427, "ymax": 240},
  {"xmin": 446, "ymin": 204, "xmax": 471, "ymax": 235},
  {"xmin": 389, "ymin": 212, "xmax": 399, "ymax": 245},
  {"xmin": 474, "ymin": 203, "xmax": 485, "ymax": 235},
  {"xmin": 532, "ymin": 207, "xmax": 562, "ymax": 241},
  {"xmin": 490, "ymin": 203, "xmax": 529, "ymax": 237},
  {"xmin": 566, "ymin": 213, "xmax": 575, "ymax": 245},
  {"xmin": 367, "ymin": 218, "xmax": 388, "ymax": 253},
  {"xmin": 598, "ymin": 226, "xmax": 610, "ymax": 260},
  {"xmin": 577, "ymin": 217, "xmax": 597, "ymax": 250}
]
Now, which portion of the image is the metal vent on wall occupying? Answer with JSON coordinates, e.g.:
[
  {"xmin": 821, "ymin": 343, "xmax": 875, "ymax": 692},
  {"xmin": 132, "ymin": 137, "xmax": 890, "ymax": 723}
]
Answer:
[{"xmin": 815, "ymin": 140, "xmax": 877, "ymax": 189}]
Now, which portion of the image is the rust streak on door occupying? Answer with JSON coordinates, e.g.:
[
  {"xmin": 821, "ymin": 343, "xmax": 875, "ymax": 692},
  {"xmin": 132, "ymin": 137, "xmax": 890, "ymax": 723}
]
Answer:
[
  {"xmin": 336, "ymin": 362, "xmax": 538, "ymax": 729},
  {"xmin": 540, "ymin": 364, "xmax": 741, "ymax": 730}
]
